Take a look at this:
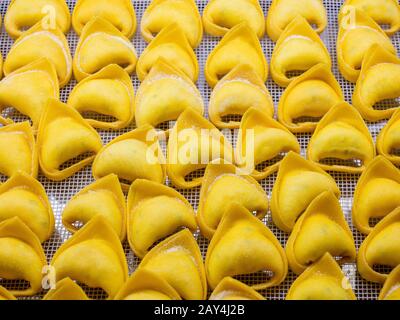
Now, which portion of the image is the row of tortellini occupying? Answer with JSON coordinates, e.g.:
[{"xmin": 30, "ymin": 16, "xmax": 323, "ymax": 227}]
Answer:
[{"xmin": 1, "ymin": 152, "xmax": 400, "ymax": 300}]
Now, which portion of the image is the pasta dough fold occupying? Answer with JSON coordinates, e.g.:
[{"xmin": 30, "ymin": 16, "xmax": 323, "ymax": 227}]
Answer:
[
  {"xmin": 37, "ymin": 99, "xmax": 103, "ymax": 181},
  {"xmin": 209, "ymin": 277, "xmax": 265, "ymax": 300},
  {"xmin": 379, "ymin": 265, "xmax": 400, "ymax": 300},
  {"xmin": 206, "ymin": 203, "xmax": 288, "ymax": 290},
  {"xmin": 127, "ymin": 179, "xmax": 197, "ymax": 258},
  {"xmin": 270, "ymin": 16, "xmax": 331, "ymax": 87},
  {"xmin": 68, "ymin": 64, "xmax": 135, "ymax": 130},
  {"xmin": 205, "ymin": 23, "xmax": 268, "ymax": 88},
  {"xmin": 0, "ymin": 286, "xmax": 17, "ymax": 300},
  {"xmin": 377, "ymin": 108, "xmax": 400, "ymax": 166},
  {"xmin": 43, "ymin": 278, "xmax": 89, "ymax": 300},
  {"xmin": 286, "ymin": 191, "xmax": 356, "ymax": 275},
  {"xmin": 307, "ymin": 102, "xmax": 375, "ymax": 173},
  {"xmin": 271, "ymin": 152, "xmax": 340, "ymax": 233},
  {"xmin": 209, "ymin": 64, "xmax": 274, "ymax": 129},
  {"xmin": 138, "ymin": 229, "xmax": 207, "ymax": 300}
]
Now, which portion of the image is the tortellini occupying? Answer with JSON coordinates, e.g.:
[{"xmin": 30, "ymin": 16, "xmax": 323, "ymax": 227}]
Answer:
[
  {"xmin": 203, "ymin": 0, "xmax": 265, "ymax": 38},
  {"xmin": 51, "ymin": 216, "xmax": 128, "ymax": 299},
  {"xmin": 206, "ymin": 203, "xmax": 288, "ymax": 290},
  {"xmin": 0, "ymin": 121, "xmax": 38, "ymax": 179},
  {"xmin": 0, "ymin": 217, "xmax": 46, "ymax": 297},
  {"xmin": 137, "ymin": 23, "xmax": 198, "ymax": 82},
  {"xmin": 68, "ymin": 64, "xmax": 135, "ymax": 130},
  {"xmin": 0, "ymin": 286, "xmax": 16, "ymax": 300},
  {"xmin": 353, "ymin": 44, "xmax": 400, "ymax": 121},
  {"xmin": 236, "ymin": 108, "xmax": 300, "ymax": 180},
  {"xmin": 135, "ymin": 58, "xmax": 204, "ymax": 129},
  {"xmin": 167, "ymin": 108, "xmax": 233, "ymax": 189},
  {"xmin": 92, "ymin": 125, "xmax": 166, "ymax": 190},
  {"xmin": 266, "ymin": 0, "xmax": 327, "ymax": 42},
  {"xmin": 62, "ymin": 174, "xmax": 126, "ymax": 240},
  {"xmin": 0, "ymin": 172, "xmax": 54, "ymax": 243},
  {"xmin": 0, "ymin": 58, "xmax": 59, "ymax": 131},
  {"xmin": 271, "ymin": 152, "xmax": 340, "ymax": 233},
  {"xmin": 270, "ymin": 16, "xmax": 331, "ymax": 87},
  {"xmin": 286, "ymin": 191, "xmax": 356, "ymax": 275},
  {"xmin": 209, "ymin": 64, "xmax": 274, "ymax": 129},
  {"xmin": 138, "ymin": 229, "xmax": 207, "ymax": 300},
  {"xmin": 142, "ymin": 0, "xmax": 202, "ymax": 48},
  {"xmin": 4, "ymin": 21, "xmax": 72, "ymax": 87},
  {"xmin": 127, "ymin": 179, "xmax": 197, "ymax": 258},
  {"xmin": 379, "ymin": 265, "xmax": 400, "ymax": 300},
  {"xmin": 278, "ymin": 63, "xmax": 343, "ymax": 133},
  {"xmin": 357, "ymin": 207, "xmax": 400, "ymax": 283},
  {"xmin": 209, "ymin": 277, "xmax": 266, "ymax": 300},
  {"xmin": 286, "ymin": 253, "xmax": 356, "ymax": 300},
  {"xmin": 43, "ymin": 278, "xmax": 89, "ymax": 300},
  {"xmin": 205, "ymin": 23, "xmax": 268, "ymax": 88},
  {"xmin": 37, "ymin": 99, "xmax": 103, "ymax": 181},
  {"xmin": 114, "ymin": 269, "xmax": 181, "ymax": 300},
  {"xmin": 377, "ymin": 109, "xmax": 400, "ymax": 166},
  {"xmin": 4, "ymin": 0, "xmax": 71, "ymax": 39},
  {"xmin": 307, "ymin": 102, "xmax": 375, "ymax": 173},
  {"xmin": 353, "ymin": 156, "xmax": 400, "ymax": 235},
  {"xmin": 197, "ymin": 162, "xmax": 268, "ymax": 239},
  {"xmin": 337, "ymin": 8, "xmax": 396, "ymax": 82},
  {"xmin": 340, "ymin": 0, "xmax": 400, "ymax": 36},
  {"xmin": 73, "ymin": 16, "xmax": 137, "ymax": 82},
  {"xmin": 73, "ymin": 0, "xmax": 137, "ymax": 38}
]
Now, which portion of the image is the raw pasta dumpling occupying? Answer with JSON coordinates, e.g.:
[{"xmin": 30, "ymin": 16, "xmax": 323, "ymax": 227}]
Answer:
[
  {"xmin": 209, "ymin": 277, "xmax": 265, "ymax": 300},
  {"xmin": 43, "ymin": 278, "xmax": 89, "ymax": 300}
]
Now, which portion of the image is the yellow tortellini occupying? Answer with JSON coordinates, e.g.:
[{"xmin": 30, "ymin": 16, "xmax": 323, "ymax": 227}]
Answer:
[
  {"xmin": 4, "ymin": 0, "xmax": 71, "ymax": 39},
  {"xmin": 271, "ymin": 152, "xmax": 340, "ymax": 233},
  {"xmin": 379, "ymin": 265, "xmax": 400, "ymax": 300},
  {"xmin": 266, "ymin": 0, "xmax": 327, "ymax": 42},
  {"xmin": 114, "ymin": 269, "xmax": 181, "ymax": 300},
  {"xmin": 4, "ymin": 21, "xmax": 72, "ymax": 87},
  {"xmin": 206, "ymin": 203, "xmax": 288, "ymax": 290},
  {"xmin": 92, "ymin": 125, "xmax": 166, "ymax": 190},
  {"xmin": 138, "ymin": 229, "xmax": 207, "ymax": 300},
  {"xmin": 358, "ymin": 207, "xmax": 400, "ymax": 283},
  {"xmin": 51, "ymin": 216, "xmax": 128, "ymax": 299},
  {"xmin": 278, "ymin": 63, "xmax": 343, "ymax": 133},
  {"xmin": 270, "ymin": 16, "xmax": 331, "ymax": 87},
  {"xmin": 73, "ymin": 0, "xmax": 136, "ymax": 38},
  {"xmin": 0, "ymin": 121, "xmax": 38, "ymax": 179},
  {"xmin": 0, "ymin": 58, "xmax": 59, "ymax": 132},
  {"xmin": 0, "ymin": 217, "xmax": 46, "ymax": 297},
  {"xmin": 142, "ymin": 0, "xmax": 202, "ymax": 48},
  {"xmin": 197, "ymin": 162, "xmax": 268, "ymax": 239},
  {"xmin": 127, "ymin": 179, "xmax": 197, "ymax": 259},
  {"xmin": 68, "ymin": 64, "xmax": 135, "ymax": 130},
  {"xmin": 340, "ymin": 0, "xmax": 400, "ymax": 36},
  {"xmin": 137, "ymin": 23, "xmax": 198, "ymax": 82},
  {"xmin": 167, "ymin": 108, "xmax": 233, "ymax": 189},
  {"xmin": 37, "ymin": 99, "xmax": 103, "ymax": 181},
  {"xmin": 377, "ymin": 109, "xmax": 400, "ymax": 166},
  {"xmin": 0, "ymin": 172, "xmax": 54, "ymax": 243},
  {"xmin": 353, "ymin": 44, "xmax": 400, "ymax": 121},
  {"xmin": 286, "ymin": 191, "xmax": 356, "ymax": 275},
  {"xmin": 43, "ymin": 278, "xmax": 89, "ymax": 300},
  {"xmin": 353, "ymin": 156, "xmax": 400, "ymax": 235},
  {"xmin": 209, "ymin": 64, "xmax": 274, "ymax": 129},
  {"xmin": 236, "ymin": 108, "xmax": 300, "ymax": 180},
  {"xmin": 135, "ymin": 58, "xmax": 204, "ymax": 129},
  {"xmin": 209, "ymin": 277, "xmax": 266, "ymax": 300},
  {"xmin": 62, "ymin": 174, "xmax": 126, "ymax": 240},
  {"xmin": 0, "ymin": 286, "xmax": 17, "ymax": 300},
  {"xmin": 203, "ymin": 0, "xmax": 265, "ymax": 38},
  {"xmin": 205, "ymin": 22, "xmax": 268, "ymax": 88},
  {"xmin": 286, "ymin": 253, "xmax": 356, "ymax": 300},
  {"xmin": 337, "ymin": 8, "xmax": 396, "ymax": 82},
  {"xmin": 73, "ymin": 16, "xmax": 137, "ymax": 82},
  {"xmin": 307, "ymin": 102, "xmax": 375, "ymax": 173}
]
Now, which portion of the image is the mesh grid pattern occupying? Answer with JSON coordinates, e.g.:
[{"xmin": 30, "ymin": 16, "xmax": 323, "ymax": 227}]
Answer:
[{"xmin": 0, "ymin": 0, "xmax": 395, "ymax": 300}]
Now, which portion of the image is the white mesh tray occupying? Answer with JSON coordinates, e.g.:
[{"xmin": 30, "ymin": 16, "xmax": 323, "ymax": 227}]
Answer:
[{"xmin": 0, "ymin": 0, "xmax": 396, "ymax": 300}]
